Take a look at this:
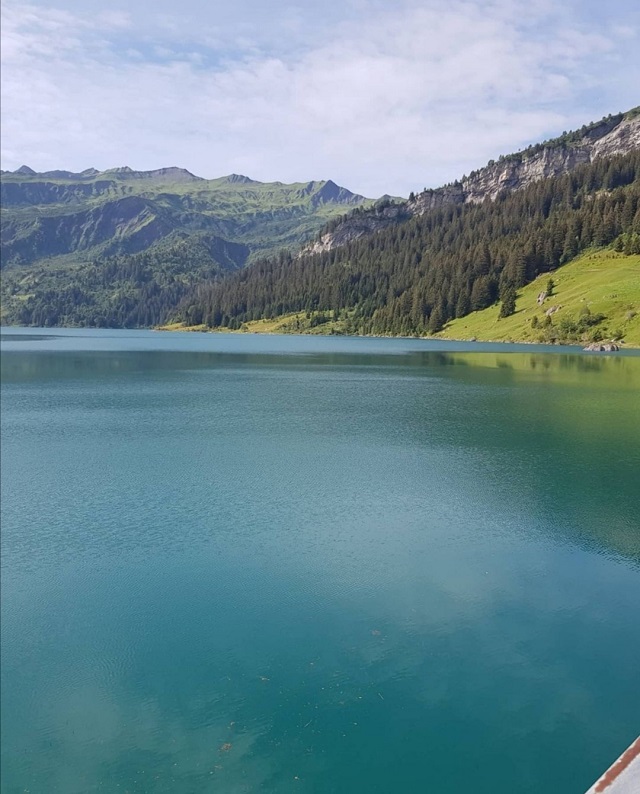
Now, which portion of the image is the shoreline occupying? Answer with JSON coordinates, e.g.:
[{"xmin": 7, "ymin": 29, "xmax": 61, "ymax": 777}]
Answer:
[
  {"xmin": 2, "ymin": 324, "xmax": 637, "ymax": 351},
  {"xmin": 155, "ymin": 323, "xmax": 638, "ymax": 350}
]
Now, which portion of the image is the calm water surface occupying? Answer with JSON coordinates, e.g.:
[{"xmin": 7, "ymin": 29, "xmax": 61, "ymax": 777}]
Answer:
[{"xmin": 1, "ymin": 328, "xmax": 639, "ymax": 793}]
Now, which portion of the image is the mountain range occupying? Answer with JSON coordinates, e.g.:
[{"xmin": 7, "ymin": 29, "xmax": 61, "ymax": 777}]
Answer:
[
  {"xmin": 1, "ymin": 107, "xmax": 639, "ymax": 339},
  {"xmin": 0, "ymin": 167, "xmax": 372, "ymax": 268}
]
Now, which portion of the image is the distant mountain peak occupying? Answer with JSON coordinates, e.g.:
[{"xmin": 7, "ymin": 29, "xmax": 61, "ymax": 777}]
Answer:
[
  {"xmin": 221, "ymin": 174, "xmax": 258, "ymax": 184},
  {"xmin": 15, "ymin": 165, "xmax": 36, "ymax": 175},
  {"xmin": 307, "ymin": 179, "xmax": 365, "ymax": 206},
  {"xmin": 144, "ymin": 167, "xmax": 202, "ymax": 181}
]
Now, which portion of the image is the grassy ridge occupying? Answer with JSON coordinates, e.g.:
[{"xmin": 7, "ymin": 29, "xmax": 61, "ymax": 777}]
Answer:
[{"xmin": 439, "ymin": 251, "xmax": 640, "ymax": 346}]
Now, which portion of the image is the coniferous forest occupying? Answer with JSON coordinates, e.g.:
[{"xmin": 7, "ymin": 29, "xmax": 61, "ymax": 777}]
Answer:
[{"xmin": 177, "ymin": 151, "xmax": 640, "ymax": 336}]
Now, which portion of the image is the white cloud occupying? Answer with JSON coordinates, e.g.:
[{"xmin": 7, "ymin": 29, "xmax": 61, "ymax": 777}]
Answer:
[{"xmin": 1, "ymin": 0, "xmax": 638, "ymax": 195}]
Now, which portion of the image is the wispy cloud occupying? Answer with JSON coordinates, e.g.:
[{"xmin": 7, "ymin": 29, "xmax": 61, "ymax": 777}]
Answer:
[{"xmin": 1, "ymin": 0, "xmax": 638, "ymax": 195}]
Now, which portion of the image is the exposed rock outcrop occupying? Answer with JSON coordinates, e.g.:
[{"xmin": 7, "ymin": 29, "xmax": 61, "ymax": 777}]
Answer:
[
  {"xmin": 456, "ymin": 115, "xmax": 640, "ymax": 205},
  {"xmin": 305, "ymin": 203, "xmax": 409, "ymax": 255},
  {"xmin": 583, "ymin": 342, "xmax": 620, "ymax": 352}
]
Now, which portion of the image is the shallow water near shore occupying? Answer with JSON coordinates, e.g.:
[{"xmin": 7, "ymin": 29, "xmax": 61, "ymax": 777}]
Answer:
[{"xmin": 1, "ymin": 328, "xmax": 639, "ymax": 793}]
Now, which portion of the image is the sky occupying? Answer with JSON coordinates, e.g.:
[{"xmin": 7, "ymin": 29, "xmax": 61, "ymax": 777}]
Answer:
[{"xmin": 1, "ymin": 0, "xmax": 639, "ymax": 197}]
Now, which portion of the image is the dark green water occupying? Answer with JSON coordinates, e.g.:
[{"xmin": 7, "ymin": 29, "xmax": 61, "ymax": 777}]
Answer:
[{"xmin": 1, "ymin": 329, "xmax": 639, "ymax": 793}]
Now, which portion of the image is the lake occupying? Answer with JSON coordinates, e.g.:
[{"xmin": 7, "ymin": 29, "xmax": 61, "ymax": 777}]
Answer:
[{"xmin": 1, "ymin": 328, "xmax": 638, "ymax": 793}]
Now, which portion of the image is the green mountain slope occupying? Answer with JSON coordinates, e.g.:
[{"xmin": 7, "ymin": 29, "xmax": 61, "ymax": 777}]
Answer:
[
  {"xmin": 438, "ymin": 250, "xmax": 640, "ymax": 346},
  {"xmin": 1, "ymin": 167, "xmax": 373, "ymax": 269}
]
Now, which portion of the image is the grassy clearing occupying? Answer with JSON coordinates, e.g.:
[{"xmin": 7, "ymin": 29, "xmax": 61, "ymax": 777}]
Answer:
[
  {"xmin": 159, "ymin": 314, "xmax": 316, "ymax": 334},
  {"xmin": 439, "ymin": 251, "xmax": 640, "ymax": 346},
  {"xmin": 158, "ymin": 322, "xmax": 210, "ymax": 332}
]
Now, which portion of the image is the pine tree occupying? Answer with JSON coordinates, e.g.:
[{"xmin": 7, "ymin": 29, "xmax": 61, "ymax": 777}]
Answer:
[{"xmin": 499, "ymin": 285, "xmax": 517, "ymax": 318}]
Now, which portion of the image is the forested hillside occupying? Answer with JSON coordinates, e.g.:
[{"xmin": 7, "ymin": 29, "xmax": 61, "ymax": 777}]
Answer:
[
  {"xmin": 1, "ymin": 233, "xmax": 248, "ymax": 328},
  {"xmin": 175, "ymin": 151, "xmax": 640, "ymax": 336}
]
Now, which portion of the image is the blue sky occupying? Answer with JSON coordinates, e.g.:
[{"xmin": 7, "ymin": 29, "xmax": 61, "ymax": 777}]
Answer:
[{"xmin": 1, "ymin": 0, "xmax": 638, "ymax": 196}]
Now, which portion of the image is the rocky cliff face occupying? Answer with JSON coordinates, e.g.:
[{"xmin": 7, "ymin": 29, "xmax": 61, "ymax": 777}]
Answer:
[
  {"xmin": 307, "ymin": 110, "xmax": 640, "ymax": 255},
  {"xmin": 304, "ymin": 203, "xmax": 409, "ymax": 255},
  {"xmin": 451, "ymin": 115, "xmax": 640, "ymax": 205}
]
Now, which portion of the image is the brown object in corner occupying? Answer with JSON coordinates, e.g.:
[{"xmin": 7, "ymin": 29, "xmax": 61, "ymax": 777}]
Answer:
[{"xmin": 593, "ymin": 737, "xmax": 640, "ymax": 792}]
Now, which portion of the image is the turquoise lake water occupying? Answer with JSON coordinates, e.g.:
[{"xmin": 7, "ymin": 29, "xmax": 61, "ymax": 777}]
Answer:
[{"xmin": 1, "ymin": 328, "xmax": 639, "ymax": 793}]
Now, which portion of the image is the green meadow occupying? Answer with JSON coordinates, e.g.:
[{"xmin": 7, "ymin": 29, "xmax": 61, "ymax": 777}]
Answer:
[{"xmin": 439, "ymin": 251, "xmax": 640, "ymax": 347}]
